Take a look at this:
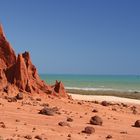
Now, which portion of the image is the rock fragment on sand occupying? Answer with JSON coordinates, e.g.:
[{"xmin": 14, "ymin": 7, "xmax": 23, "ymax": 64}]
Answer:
[
  {"xmin": 36, "ymin": 98, "xmax": 41, "ymax": 101},
  {"xmin": 77, "ymin": 101, "xmax": 82, "ymax": 105},
  {"xmin": 121, "ymin": 103, "xmax": 128, "ymax": 107},
  {"xmin": 67, "ymin": 117, "xmax": 73, "ymax": 122},
  {"xmin": 7, "ymin": 97, "xmax": 17, "ymax": 102},
  {"xmin": 106, "ymin": 135, "xmax": 113, "ymax": 139},
  {"xmin": 82, "ymin": 126, "xmax": 95, "ymax": 134},
  {"xmin": 120, "ymin": 131, "xmax": 127, "ymax": 134},
  {"xmin": 92, "ymin": 109, "xmax": 98, "ymax": 113},
  {"xmin": 90, "ymin": 115, "xmax": 103, "ymax": 125},
  {"xmin": 101, "ymin": 101, "xmax": 109, "ymax": 106},
  {"xmin": 35, "ymin": 135, "xmax": 42, "ymax": 140},
  {"xmin": 134, "ymin": 120, "xmax": 140, "ymax": 127},
  {"xmin": 24, "ymin": 135, "xmax": 32, "ymax": 139},
  {"xmin": 67, "ymin": 134, "xmax": 71, "ymax": 137},
  {"xmin": 0, "ymin": 122, "xmax": 6, "ymax": 128},
  {"xmin": 58, "ymin": 121, "xmax": 70, "ymax": 127},
  {"xmin": 39, "ymin": 107, "xmax": 59, "ymax": 116},
  {"xmin": 16, "ymin": 93, "xmax": 23, "ymax": 100}
]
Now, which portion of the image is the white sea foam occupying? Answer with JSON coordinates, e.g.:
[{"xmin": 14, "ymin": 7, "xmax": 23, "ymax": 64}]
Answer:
[
  {"xmin": 66, "ymin": 87, "xmax": 114, "ymax": 91},
  {"xmin": 66, "ymin": 87, "xmax": 140, "ymax": 92}
]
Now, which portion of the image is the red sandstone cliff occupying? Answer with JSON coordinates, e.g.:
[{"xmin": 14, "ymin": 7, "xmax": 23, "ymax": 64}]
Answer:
[{"xmin": 0, "ymin": 24, "xmax": 67, "ymax": 97}]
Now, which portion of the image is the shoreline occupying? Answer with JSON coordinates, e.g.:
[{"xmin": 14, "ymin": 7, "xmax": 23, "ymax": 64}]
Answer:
[
  {"xmin": 67, "ymin": 89, "xmax": 140, "ymax": 100},
  {"xmin": 69, "ymin": 93, "xmax": 140, "ymax": 105}
]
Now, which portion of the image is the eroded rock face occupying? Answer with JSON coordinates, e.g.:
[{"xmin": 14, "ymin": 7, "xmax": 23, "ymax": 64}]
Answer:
[
  {"xmin": 52, "ymin": 80, "xmax": 67, "ymax": 97},
  {"xmin": 0, "ymin": 24, "xmax": 16, "ymax": 69},
  {"xmin": 0, "ymin": 24, "xmax": 67, "ymax": 97}
]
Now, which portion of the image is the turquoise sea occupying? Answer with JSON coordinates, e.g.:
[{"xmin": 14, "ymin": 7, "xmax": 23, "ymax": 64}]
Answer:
[{"xmin": 40, "ymin": 74, "xmax": 140, "ymax": 92}]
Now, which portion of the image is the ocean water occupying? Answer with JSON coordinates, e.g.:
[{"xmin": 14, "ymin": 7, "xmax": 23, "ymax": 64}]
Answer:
[{"xmin": 40, "ymin": 74, "xmax": 140, "ymax": 92}]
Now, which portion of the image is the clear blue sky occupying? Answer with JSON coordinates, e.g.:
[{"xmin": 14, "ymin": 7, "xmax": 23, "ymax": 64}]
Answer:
[{"xmin": 0, "ymin": 0, "xmax": 140, "ymax": 75}]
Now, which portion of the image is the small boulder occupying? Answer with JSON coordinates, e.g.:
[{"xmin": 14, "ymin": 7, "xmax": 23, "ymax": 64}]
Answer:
[
  {"xmin": 0, "ymin": 122, "xmax": 6, "ymax": 128},
  {"xmin": 58, "ymin": 121, "xmax": 70, "ymax": 127},
  {"xmin": 82, "ymin": 126, "xmax": 95, "ymax": 134},
  {"xmin": 36, "ymin": 98, "xmax": 41, "ymax": 101},
  {"xmin": 39, "ymin": 107, "xmax": 58, "ymax": 116},
  {"xmin": 16, "ymin": 93, "xmax": 23, "ymax": 100},
  {"xmin": 67, "ymin": 117, "xmax": 73, "ymax": 122},
  {"xmin": 134, "ymin": 120, "xmax": 140, "ymax": 127},
  {"xmin": 34, "ymin": 135, "xmax": 42, "ymax": 140},
  {"xmin": 24, "ymin": 135, "xmax": 32, "ymax": 139},
  {"xmin": 39, "ymin": 107, "xmax": 54, "ymax": 116},
  {"xmin": 67, "ymin": 134, "xmax": 71, "ymax": 137},
  {"xmin": 101, "ymin": 101, "xmax": 109, "ymax": 106},
  {"xmin": 7, "ymin": 97, "xmax": 17, "ymax": 102},
  {"xmin": 92, "ymin": 109, "xmax": 98, "ymax": 113},
  {"xmin": 106, "ymin": 135, "xmax": 113, "ymax": 139},
  {"xmin": 90, "ymin": 115, "xmax": 103, "ymax": 126},
  {"xmin": 77, "ymin": 101, "xmax": 82, "ymax": 105}
]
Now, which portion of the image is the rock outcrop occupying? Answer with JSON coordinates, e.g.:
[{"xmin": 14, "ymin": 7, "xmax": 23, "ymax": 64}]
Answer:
[{"xmin": 0, "ymin": 24, "xmax": 67, "ymax": 97}]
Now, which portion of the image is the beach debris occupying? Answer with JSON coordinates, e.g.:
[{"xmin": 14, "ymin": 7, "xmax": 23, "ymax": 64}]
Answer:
[
  {"xmin": 58, "ymin": 121, "xmax": 70, "ymax": 127},
  {"xmin": 121, "ymin": 103, "xmax": 128, "ymax": 108},
  {"xmin": 67, "ymin": 117, "xmax": 73, "ymax": 122},
  {"xmin": 67, "ymin": 134, "xmax": 71, "ymax": 138},
  {"xmin": 92, "ymin": 109, "xmax": 98, "ymax": 113},
  {"xmin": 77, "ymin": 101, "xmax": 82, "ymax": 105},
  {"xmin": 0, "ymin": 122, "xmax": 6, "ymax": 128},
  {"xmin": 101, "ymin": 101, "xmax": 110, "ymax": 106},
  {"xmin": 36, "ymin": 98, "xmax": 41, "ymax": 101},
  {"xmin": 112, "ymin": 107, "xmax": 117, "ymax": 111},
  {"xmin": 32, "ymin": 127, "xmax": 36, "ymax": 132},
  {"xmin": 130, "ymin": 106, "xmax": 137, "ymax": 114},
  {"xmin": 34, "ymin": 135, "xmax": 43, "ymax": 140},
  {"xmin": 7, "ymin": 97, "xmax": 17, "ymax": 102},
  {"xmin": 82, "ymin": 126, "xmax": 95, "ymax": 134},
  {"xmin": 40, "ymin": 103, "xmax": 49, "ymax": 107},
  {"xmin": 92, "ymin": 100, "xmax": 99, "ymax": 104},
  {"xmin": 120, "ymin": 131, "xmax": 128, "ymax": 134},
  {"xmin": 134, "ymin": 120, "xmax": 140, "ymax": 127},
  {"xmin": 39, "ymin": 107, "xmax": 59, "ymax": 116},
  {"xmin": 15, "ymin": 119, "xmax": 20, "ymax": 122},
  {"xmin": 24, "ymin": 135, "xmax": 32, "ymax": 139},
  {"xmin": 16, "ymin": 93, "xmax": 23, "ymax": 100},
  {"xmin": 106, "ymin": 135, "xmax": 113, "ymax": 139},
  {"xmin": 90, "ymin": 115, "xmax": 103, "ymax": 125},
  {"xmin": 3, "ymin": 86, "xmax": 8, "ymax": 93}
]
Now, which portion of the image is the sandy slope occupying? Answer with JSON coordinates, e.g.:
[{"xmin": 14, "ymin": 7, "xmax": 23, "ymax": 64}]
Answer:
[{"xmin": 0, "ymin": 93, "xmax": 140, "ymax": 140}]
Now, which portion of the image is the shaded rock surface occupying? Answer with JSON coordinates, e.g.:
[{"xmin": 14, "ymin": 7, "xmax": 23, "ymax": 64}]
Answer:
[
  {"xmin": 101, "ymin": 101, "xmax": 110, "ymax": 106},
  {"xmin": 39, "ymin": 107, "xmax": 59, "ymax": 116},
  {"xmin": 82, "ymin": 126, "xmax": 95, "ymax": 134},
  {"xmin": 134, "ymin": 120, "xmax": 140, "ymax": 127},
  {"xmin": 90, "ymin": 115, "xmax": 103, "ymax": 126},
  {"xmin": 0, "ymin": 24, "xmax": 67, "ymax": 97},
  {"xmin": 58, "ymin": 121, "xmax": 70, "ymax": 127},
  {"xmin": 16, "ymin": 93, "xmax": 23, "ymax": 100}
]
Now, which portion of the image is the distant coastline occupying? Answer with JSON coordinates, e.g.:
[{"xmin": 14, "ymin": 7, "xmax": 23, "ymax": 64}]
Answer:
[
  {"xmin": 67, "ymin": 89, "xmax": 140, "ymax": 100},
  {"xmin": 40, "ymin": 74, "xmax": 140, "ymax": 93}
]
